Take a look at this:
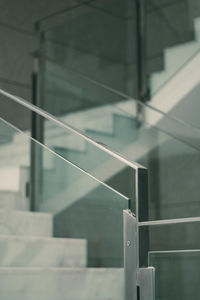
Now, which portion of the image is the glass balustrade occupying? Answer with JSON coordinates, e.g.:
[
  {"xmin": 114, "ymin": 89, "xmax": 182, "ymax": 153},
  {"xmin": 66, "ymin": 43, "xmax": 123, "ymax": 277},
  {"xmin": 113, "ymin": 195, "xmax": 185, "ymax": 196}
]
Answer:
[
  {"xmin": 36, "ymin": 0, "xmax": 200, "ymax": 132},
  {"xmin": 1, "ymin": 84, "xmax": 200, "ymax": 299},
  {"xmin": 0, "ymin": 88, "xmax": 138, "ymax": 206},
  {"xmin": 25, "ymin": 56, "xmax": 200, "ymax": 223},
  {"xmin": 139, "ymin": 221, "xmax": 200, "ymax": 300},
  {"xmin": 0, "ymin": 114, "xmax": 132, "ymax": 299}
]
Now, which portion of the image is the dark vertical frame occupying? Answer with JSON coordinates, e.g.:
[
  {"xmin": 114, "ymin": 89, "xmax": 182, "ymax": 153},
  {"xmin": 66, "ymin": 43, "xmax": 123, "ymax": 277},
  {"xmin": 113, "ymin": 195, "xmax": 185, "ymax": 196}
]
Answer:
[
  {"xmin": 30, "ymin": 61, "xmax": 38, "ymax": 211},
  {"xmin": 30, "ymin": 53, "xmax": 44, "ymax": 211},
  {"xmin": 136, "ymin": 0, "xmax": 148, "ymax": 103},
  {"xmin": 137, "ymin": 167, "xmax": 149, "ymax": 267}
]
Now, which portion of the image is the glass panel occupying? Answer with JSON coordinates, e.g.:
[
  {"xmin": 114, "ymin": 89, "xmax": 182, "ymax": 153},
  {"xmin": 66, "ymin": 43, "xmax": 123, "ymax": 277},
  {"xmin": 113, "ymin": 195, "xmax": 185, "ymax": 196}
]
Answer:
[
  {"xmin": 40, "ymin": 0, "xmax": 138, "ymax": 104},
  {"xmin": 38, "ymin": 0, "xmax": 200, "ymax": 132},
  {"xmin": 146, "ymin": 221, "xmax": 200, "ymax": 300},
  {"xmin": 0, "ymin": 119, "xmax": 30, "ymax": 211},
  {"xmin": 2, "ymin": 83, "xmax": 200, "ymax": 222},
  {"xmin": 146, "ymin": 0, "xmax": 200, "ymax": 96},
  {"xmin": 149, "ymin": 250, "xmax": 200, "ymax": 300},
  {"xmin": 146, "ymin": 0, "xmax": 200, "ymax": 131},
  {"xmin": 30, "ymin": 60, "xmax": 200, "ymax": 222},
  {"xmin": 0, "ymin": 90, "xmax": 136, "ymax": 205},
  {"xmin": 0, "ymin": 116, "xmax": 129, "ymax": 299}
]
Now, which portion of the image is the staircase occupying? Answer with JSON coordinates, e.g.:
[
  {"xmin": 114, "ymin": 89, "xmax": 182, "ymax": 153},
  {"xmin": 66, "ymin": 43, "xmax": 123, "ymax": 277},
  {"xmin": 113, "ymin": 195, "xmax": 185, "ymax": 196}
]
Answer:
[
  {"xmin": 150, "ymin": 17, "xmax": 200, "ymax": 120},
  {"xmin": 1, "ymin": 76, "xmax": 200, "ymax": 299},
  {"xmin": 2, "ymin": 13, "xmax": 200, "ymax": 294},
  {"xmin": 0, "ymin": 144, "xmax": 124, "ymax": 299},
  {"xmin": 0, "ymin": 95, "xmax": 129, "ymax": 299},
  {"xmin": 2, "ymin": 2, "xmax": 200, "ymax": 299}
]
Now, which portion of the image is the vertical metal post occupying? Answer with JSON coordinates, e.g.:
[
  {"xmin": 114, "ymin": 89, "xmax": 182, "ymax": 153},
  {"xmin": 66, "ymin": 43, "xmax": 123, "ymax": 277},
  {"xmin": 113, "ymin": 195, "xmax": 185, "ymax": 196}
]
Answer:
[
  {"xmin": 136, "ymin": 167, "xmax": 149, "ymax": 267},
  {"xmin": 30, "ymin": 21, "xmax": 46, "ymax": 211},
  {"xmin": 136, "ymin": 0, "xmax": 148, "ymax": 102},
  {"xmin": 30, "ymin": 58, "xmax": 38, "ymax": 211},
  {"xmin": 136, "ymin": 0, "xmax": 149, "ymax": 125},
  {"xmin": 124, "ymin": 208, "xmax": 155, "ymax": 300},
  {"xmin": 124, "ymin": 210, "xmax": 138, "ymax": 300},
  {"xmin": 137, "ymin": 267, "xmax": 155, "ymax": 300},
  {"xmin": 124, "ymin": 167, "xmax": 154, "ymax": 299},
  {"xmin": 30, "ymin": 56, "xmax": 44, "ymax": 211}
]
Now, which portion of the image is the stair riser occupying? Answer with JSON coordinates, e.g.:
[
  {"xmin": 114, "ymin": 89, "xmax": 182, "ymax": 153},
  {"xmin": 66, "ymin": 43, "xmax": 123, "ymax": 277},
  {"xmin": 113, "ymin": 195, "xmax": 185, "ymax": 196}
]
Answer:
[
  {"xmin": 0, "ymin": 268, "xmax": 123, "ymax": 300},
  {"xmin": 0, "ymin": 193, "xmax": 22, "ymax": 210},
  {"xmin": 0, "ymin": 210, "xmax": 52, "ymax": 237},
  {"xmin": 0, "ymin": 237, "xmax": 87, "ymax": 267}
]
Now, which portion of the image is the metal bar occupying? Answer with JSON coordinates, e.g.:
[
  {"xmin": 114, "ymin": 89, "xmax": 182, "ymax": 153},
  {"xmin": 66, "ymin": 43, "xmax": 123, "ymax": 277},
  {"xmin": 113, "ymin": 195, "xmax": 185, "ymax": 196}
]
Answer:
[
  {"xmin": 137, "ymin": 267, "xmax": 155, "ymax": 300},
  {"xmin": 0, "ymin": 87, "xmax": 145, "ymax": 171},
  {"xmin": 124, "ymin": 210, "xmax": 138, "ymax": 300},
  {"xmin": 30, "ymin": 63, "xmax": 37, "ymax": 211},
  {"xmin": 139, "ymin": 216, "xmax": 200, "ymax": 227},
  {"xmin": 136, "ymin": 168, "xmax": 149, "ymax": 222},
  {"xmin": 30, "ymin": 57, "xmax": 44, "ymax": 211},
  {"xmin": 0, "ymin": 113, "xmax": 129, "ymax": 202},
  {"xmin": 136, "ymin": 0, "xmax": 148, "ymax": 102},
  {"xmin": 135, "ymin": 168, "xmax": 149, "ymax": 267}
]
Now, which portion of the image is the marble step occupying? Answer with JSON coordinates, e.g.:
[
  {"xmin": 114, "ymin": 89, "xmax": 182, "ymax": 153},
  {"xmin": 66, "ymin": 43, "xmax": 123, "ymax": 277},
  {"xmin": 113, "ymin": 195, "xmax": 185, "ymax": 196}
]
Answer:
[
  {"xmin": 0, "ymin": 192, "xmax": 22, "ymax": 210},
  {"xmin": 150, "ymin": 17, "xmax": 200, "ymax": 94},
  {"xmin": 0, "ymin": 154, "xmax": 30, "ymax": 168},
  {"xmin": 150, "ymin": 41, "xmax": 200, "ymax": 94},
  {"xmin": 165, "ymin": 41, "xmax": 200, "ymax": 71},
  {"xmin": 0, "ymin": 210, "xmax": 52, "ymax": 237},
  {"xmin": 150, "ymin": 49, "xmax": 200, "ymax": 117},
  {"xmin": 0, "ymin": 167, "xmax": 28, "ymax": 192},
  {"xmin": 0, "ymin": 236, "xmax": 87, "ymax": 268},
  {"xmin": 0, "ymin": 267, "xmax": 123, "ymax": 300}
]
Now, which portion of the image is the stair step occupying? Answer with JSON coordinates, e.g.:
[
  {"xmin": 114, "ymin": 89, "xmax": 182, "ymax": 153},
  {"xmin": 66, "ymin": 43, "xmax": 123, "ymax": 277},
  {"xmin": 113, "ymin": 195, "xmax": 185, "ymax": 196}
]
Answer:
[
  {"xmin": 0, "ymin": 236, "xmax": 87, "ymax": 268},
  {"xmin": 85, "ymin": 113, "xmax": 138, "ymax": 151},
  {"xmin": 0, "ymin": 191, "xmax": 22, "ymax": 210},
  {"xmin": 165, "ymin": 41, "xmax": 200, "ymax": 72},
  {"xmin": 150, "ymin": 50, "xmax": 200, "ymax": 116},
  {"xmin": 0, "ymin": 167, "xmax": 24, "ymax": 191},
  {"xmin": 0, "ymin": 210, "xmax": 52, "ymax": 237},
  {"xmin": 151, "ymin": 40, "xmax": 200, "ymax": 93},
  {"xmin": 150, "ymin": 16, "xmax": 200, "ymax": 95},
  {"xmin": 0, "ymin": 146, "xmax": 53, "ymax": 169},
  {"xmin": 0, "ymin": 267, "xmax": 123, "ymax": 300},
  {"xmin": 0, "ymin": 154, "xmax": 30, "ymax": 168},
  {"xmin": 46, "ymin": 133, "xmax": 86, "ymax": 151}
]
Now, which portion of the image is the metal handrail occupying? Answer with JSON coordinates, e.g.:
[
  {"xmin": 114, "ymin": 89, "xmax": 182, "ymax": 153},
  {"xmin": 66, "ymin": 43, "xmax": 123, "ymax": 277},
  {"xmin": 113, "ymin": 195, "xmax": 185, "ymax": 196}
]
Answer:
[{"xmin": 0, "ymin": 88, "xmax": 145, "ymax": 171}]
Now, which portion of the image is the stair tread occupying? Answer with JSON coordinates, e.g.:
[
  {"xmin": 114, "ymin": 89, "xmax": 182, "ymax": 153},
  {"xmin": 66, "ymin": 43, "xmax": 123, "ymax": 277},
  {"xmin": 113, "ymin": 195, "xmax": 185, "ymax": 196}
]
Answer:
[
  {"xmin": 0, "ymin": 267, "xmax": 123, "ymax": 300},
  {"xmin": 0, "ymin": 266, "xmax": 122, "ymax": 271},
  {"xmin": 0, "ymin": 210, "xmax": 52, "ymax": 237},
  {"xmin": 0, "ymin": 235, "xmax": 87, "ymax": 268}
]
